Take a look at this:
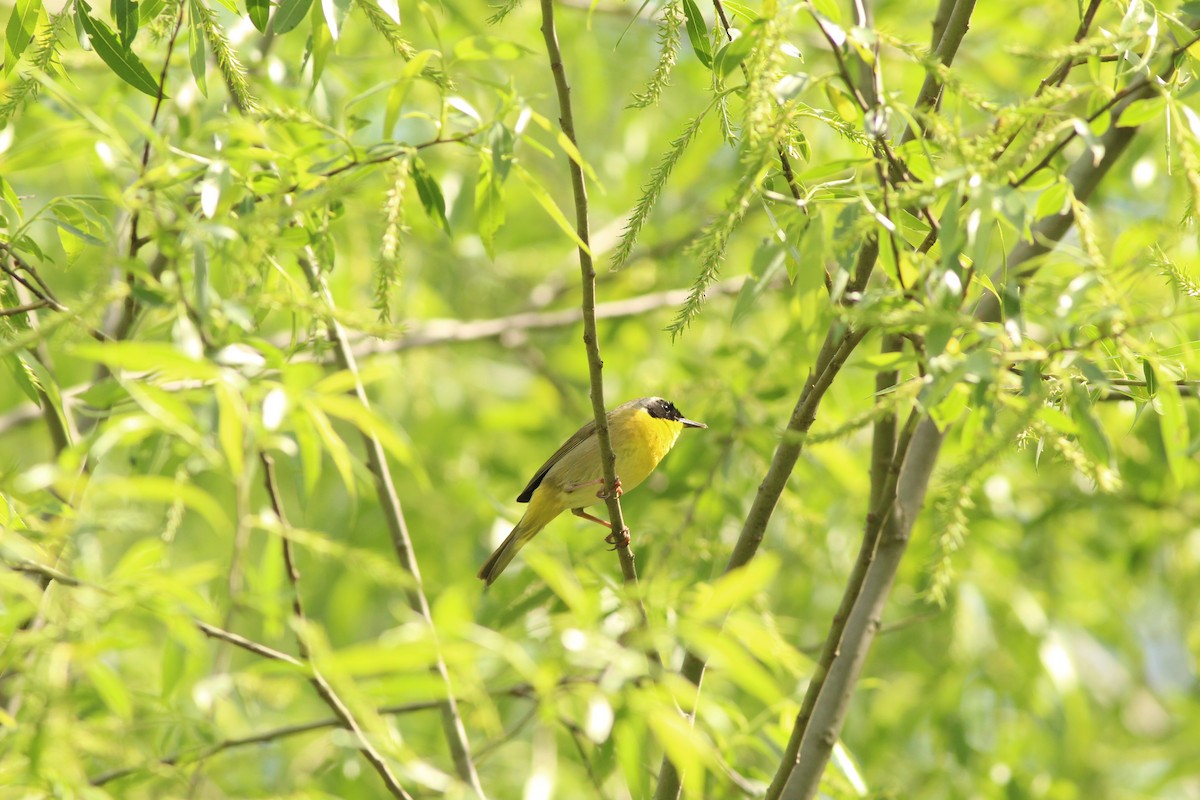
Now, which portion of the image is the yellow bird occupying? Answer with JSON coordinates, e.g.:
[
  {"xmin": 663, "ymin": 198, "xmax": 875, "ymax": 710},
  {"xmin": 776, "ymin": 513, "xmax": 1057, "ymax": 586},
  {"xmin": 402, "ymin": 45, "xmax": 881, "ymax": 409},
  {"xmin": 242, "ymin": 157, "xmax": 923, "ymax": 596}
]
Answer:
[{"xmin": 477, "ymin": 397, "xmax": 706, "ymax": 585}]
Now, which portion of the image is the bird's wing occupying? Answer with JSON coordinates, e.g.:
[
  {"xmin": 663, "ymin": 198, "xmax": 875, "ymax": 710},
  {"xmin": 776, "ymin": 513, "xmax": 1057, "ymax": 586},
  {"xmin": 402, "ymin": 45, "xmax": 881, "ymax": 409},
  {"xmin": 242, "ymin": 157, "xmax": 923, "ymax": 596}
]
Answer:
[{"xmin": 516, "ymin": 418, "xmax": 597, "ymax": 502}]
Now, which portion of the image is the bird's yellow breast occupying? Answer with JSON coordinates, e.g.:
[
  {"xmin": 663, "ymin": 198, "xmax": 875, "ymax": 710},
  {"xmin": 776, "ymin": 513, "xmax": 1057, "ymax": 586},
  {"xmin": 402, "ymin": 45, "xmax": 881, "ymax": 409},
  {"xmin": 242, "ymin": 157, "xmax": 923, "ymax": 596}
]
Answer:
[{"xmin": 542, "ymin": 408, "xmax": 683, "ymax": 509}]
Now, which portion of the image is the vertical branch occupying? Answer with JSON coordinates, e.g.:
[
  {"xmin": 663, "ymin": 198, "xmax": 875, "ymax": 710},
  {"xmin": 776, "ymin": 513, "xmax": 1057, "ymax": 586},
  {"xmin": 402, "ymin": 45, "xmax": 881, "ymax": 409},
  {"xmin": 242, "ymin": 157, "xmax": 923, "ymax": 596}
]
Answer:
[
  {"xmin": 903, "ymin": 0, "xmax": 978, "ymax": 141},
  {"xmin": 259, "ymin": 454, "xmax": 415, "ymax": 800},
  {"xmin": 772, "ymin": 27, "xmax": 1177, "ymax": 792},
  {"xmin": 762, "ymin": 334, "xmax": 903, "ymax": 800},
  {"xmin": 296, "ymin": 253, "xmax": 486, "ymax": 797},
  {"xmin": 537, "ymin": 0, "xmax": 643, "ymax": 587},
  {"xmin": 778, "ymin": 418, "xmax": 942, "ymax": 800},
  {"xmin": 654, "ymin": 325, "xmax": 868, "ymax": 800}
]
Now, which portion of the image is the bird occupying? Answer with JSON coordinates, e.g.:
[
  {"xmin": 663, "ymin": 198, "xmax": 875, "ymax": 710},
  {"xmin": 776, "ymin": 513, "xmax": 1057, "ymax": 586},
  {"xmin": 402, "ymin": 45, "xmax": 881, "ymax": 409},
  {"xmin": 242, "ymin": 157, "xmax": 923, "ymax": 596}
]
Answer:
[{"xmin": 477, "ymin": 396, "xmax": 706, "ymax": 585}]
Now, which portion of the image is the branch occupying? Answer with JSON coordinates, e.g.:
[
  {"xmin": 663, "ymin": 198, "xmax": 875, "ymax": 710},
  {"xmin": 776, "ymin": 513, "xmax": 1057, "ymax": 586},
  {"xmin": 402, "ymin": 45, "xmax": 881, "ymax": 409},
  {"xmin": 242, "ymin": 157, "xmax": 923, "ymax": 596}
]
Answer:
[
  {"xmin": 193, "ymin": 620, "xmax": 303, "ymax": 667},
  {"xmin": 260, "ymin": 453, "xmax": 414, "ymax": 800},
  {"xmin": 0, "ymin": 278, "xmax": 758, "ymax": 440},
  {"xmin": 344, "ymin": 275, "xmax": 755, "ymax": 358},
  {"xmin": 295, "ymin": 253, "xmax": 486, "ymax": 796},
  {"xmin": 903, "ymin": 0, "xmax": 979, "ymax": 142},
  {"xmin": 654, "ymin": 323, "xmax": 868, "ymax": 800},
  {"xmin": 90, "ymin": 698, "xmax": 445, "ymax": 787},
  {"xmin": 773, "ymin": 17, "xmax": 1192, "ymax": 791},
  {"xmin": 538, "ymin": 0, "xmax": 642, "ymax": 589},
  {"xmin": 778, "ymin": 417, "xmax": 942, "ymax": 800},
  {"xmin": 0, "ymin": 300, "xmax": 48, "ymax": 317}
]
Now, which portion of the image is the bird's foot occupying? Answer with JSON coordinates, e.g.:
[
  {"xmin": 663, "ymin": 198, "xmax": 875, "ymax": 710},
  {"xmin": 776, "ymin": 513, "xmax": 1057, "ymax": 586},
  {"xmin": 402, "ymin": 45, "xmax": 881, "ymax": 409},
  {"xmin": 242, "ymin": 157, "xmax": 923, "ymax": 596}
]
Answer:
[
  {"xmin": 596, "ymin": 476, "xmax": 623, "ymax": 499},
  {"xmin": 565, "ymin": 477, "xmax": 605, "ymax": 493},
  {"xmin": 605, "ymin": 527, "xmax": 631, "ymax": 550}
]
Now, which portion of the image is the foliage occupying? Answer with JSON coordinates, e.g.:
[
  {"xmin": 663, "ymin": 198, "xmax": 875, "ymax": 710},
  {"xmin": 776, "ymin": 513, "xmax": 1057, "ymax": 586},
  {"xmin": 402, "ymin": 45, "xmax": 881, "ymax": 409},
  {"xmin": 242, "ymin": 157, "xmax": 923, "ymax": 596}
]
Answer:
[{"xmin": 0, "ymin": 0, "xmax": 1199, "ymax": 798}]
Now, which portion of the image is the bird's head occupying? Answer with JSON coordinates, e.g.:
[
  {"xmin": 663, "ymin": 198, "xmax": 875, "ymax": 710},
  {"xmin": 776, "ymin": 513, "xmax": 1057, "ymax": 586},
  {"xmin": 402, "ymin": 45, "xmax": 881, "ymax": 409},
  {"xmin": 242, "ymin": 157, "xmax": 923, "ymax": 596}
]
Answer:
[{"xmin": 641, "ymin": 397, "xmax": 707, "ymax": 429}]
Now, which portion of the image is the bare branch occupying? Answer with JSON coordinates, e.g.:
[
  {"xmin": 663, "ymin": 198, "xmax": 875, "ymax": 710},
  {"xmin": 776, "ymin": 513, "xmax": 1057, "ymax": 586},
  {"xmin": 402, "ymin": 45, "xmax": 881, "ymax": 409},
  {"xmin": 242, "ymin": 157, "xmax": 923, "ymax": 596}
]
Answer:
[
  {"xmin": 538, "ymin": 0, "xmax": 643, "ymax": 590},
  {"xmin": 295, "ymin": 253, "xmax": 486, "ymax": 796}
]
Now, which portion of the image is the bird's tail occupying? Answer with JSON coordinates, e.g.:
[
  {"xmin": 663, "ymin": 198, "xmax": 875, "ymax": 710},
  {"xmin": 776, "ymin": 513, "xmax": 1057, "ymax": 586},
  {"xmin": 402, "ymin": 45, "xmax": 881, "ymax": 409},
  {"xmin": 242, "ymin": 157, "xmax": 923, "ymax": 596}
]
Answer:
[{"xmin": 477, "ymin": 493, "xmax": 560, "ymax": 586}]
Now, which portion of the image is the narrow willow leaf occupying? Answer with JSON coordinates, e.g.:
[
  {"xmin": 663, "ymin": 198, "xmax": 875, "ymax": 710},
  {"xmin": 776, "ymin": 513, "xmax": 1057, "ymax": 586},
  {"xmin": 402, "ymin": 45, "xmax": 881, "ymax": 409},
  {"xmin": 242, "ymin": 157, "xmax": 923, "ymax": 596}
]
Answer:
[
  {"xmin": 5, "ymin": 0, "xmax": 41, "ymax": 72},
  {"xmin": 111, "ymin": 0, "xmax": 139, "ymax": 47},
  {"xmin": 93, "ymin": 475, "xmax": 234, "ymax": 533},
  {"xmin": 74, "ymin": 0, "xmax": 162, "ymax": 97},
  {"xmin": 410, "ymin": 157, "xmax": 449, "ymax": 233},
  {"xmin": 690, "ymin": 555, "xmax": 779, "ymax": 620},
  {"xmin": 187, "ymin": 0, "xmax": 206, "ymax": 95},
  {"xmin": 246, "ymin": 0, "xmax": 268, "ymax": 31},
  {"xmin": 680, "ymin": 0, "xmax": 711, "ymax": 67},
  {"xmin": 513, "ymin": 163, "xmax": 590, "ymax": 255},
  {"xmin": 309, "ymin": 0, "xmax": 333, "ymax": 84},
  {"xmin": 302, "ymin": 400, "xmax": 358, "ymax": 501},
  {"xmin": 215, "ymin": 381, "xmax": 245, "ymax": 478},
  {"xmin": 271, "ymin": 0, "xmax": 312, "ymax": 34}
]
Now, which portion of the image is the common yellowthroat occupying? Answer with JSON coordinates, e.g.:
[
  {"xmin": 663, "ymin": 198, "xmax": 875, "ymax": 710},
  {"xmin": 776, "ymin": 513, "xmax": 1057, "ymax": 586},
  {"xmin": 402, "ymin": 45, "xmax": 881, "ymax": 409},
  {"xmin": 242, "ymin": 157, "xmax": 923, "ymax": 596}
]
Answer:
[{"xmin": 477, "ymin": 397, "xmax": 706, "ymax": 585}]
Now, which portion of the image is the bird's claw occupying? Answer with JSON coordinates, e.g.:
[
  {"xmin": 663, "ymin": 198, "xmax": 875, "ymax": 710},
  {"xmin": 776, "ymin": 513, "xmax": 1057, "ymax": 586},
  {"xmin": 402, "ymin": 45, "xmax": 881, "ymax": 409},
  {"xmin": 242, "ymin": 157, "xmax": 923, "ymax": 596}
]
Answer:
[
  {"xmin": 596, "ymin": 476, "xmax": 623, "ymax": 500},
  {"xmin": 605, "ymin": 527, "xmax": 631, "ymax": 550}
]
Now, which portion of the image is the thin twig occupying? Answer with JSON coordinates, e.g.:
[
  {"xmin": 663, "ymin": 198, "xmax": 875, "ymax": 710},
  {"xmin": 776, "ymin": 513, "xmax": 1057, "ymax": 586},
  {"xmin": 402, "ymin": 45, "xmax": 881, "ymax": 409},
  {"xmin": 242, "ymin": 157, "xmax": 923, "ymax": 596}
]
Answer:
[
  {"xmin": 711, "ymin": 0, "xmax": 804, "ymax": 201},
  {"xmin": 260, "ymin": 452, "xmax": 415, "ymax": 800},
  {"xmin": 0, "ymin": 300, "xmax": 48, "ymax": 317},
  {"xmin": 295, "ymin": 253, "xmax": 486, "ymax": 796},
  {"xmin": 193, "ymin": 620, "xmax": 303, "ymax": 667},
  {"xmin": 0, "ymin": 278, "xmax": 762, "ymax": 439},
  {"xmin": 90, "ymin": 699, "xmax": 444, "ymax": 787},
  {"xmin": 1009, "ymin": 31, "xmax": 1200, "ymax": 189},
  {"xmin": 538, "ymin": 0, "xmax": 643, "ymax": 592}
]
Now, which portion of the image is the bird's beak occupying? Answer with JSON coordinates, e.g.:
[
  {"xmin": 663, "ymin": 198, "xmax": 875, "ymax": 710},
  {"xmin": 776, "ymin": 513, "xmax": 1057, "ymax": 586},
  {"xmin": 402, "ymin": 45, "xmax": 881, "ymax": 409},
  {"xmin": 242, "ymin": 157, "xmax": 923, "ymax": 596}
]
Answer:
[{"xmin": 680, "ymin": 417, "xmax": 707, "ymax": 429}]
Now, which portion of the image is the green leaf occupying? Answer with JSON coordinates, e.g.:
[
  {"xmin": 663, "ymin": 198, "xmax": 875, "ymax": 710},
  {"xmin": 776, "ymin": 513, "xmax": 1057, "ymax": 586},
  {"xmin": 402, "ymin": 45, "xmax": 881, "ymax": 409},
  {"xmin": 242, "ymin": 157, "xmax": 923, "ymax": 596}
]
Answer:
[
  {"xmin": 680, "ymin": 0, "xmax": 711, "ymax": 68},
  {"xmin": 301, "ymin": 400, "xmax": 357, "ymax": 501},
  {"xmin": 246, "ymin": 0, "xmax": 269, "ymax": 31},
  {"xmin": 72, "ymin": 341, "xmax": 220, "ymax": 380},
  {"xmin": 320, "ymin": 0, "xmax": 351, "ymax": 40},
  {"xmin": 1116, "ymin": 96, "xmax": 1164, "ymax": 128},
  {"xmin": 732, "ymin": 241, "xmax": 786, "ymax": 323},
  {"xmin": 1068, "ymin": 384, "xmax": 1113, "ymax": 467},
  {"xmin": 215, "ymin": 381, "xmax": 245, "ymax": 478},
  {"xmin": 86, "ymin": 661, "xmax": 134, "ymax": 721},
  {"xmin": 1154, "ymin": 372, "xmax": 1188, "ymax": 478},
  {"xmin": 138, "ymin": 0, "xmax": 165, "ymax": 21},
  {"xmin": 713, "ymin": 22, "xmax": 760, "ymax": 78},
  {"xmin": 93, "ymin": 475, "xmax": 233, "ymax": 533},
  {"xmin": 690, "ymin": 555, "xmax": 779, "ymax": 620},
  {"xmin": 452, "ymin": 34, "xmax": 530, "ymax": 61},
  {"xmin": 1035, "ymin": 181, "xmax": 1070, "ymax": 220},
  {"xmin": 111, "ymin": 0, "xmax": 139, "ymax": 47},
  {"xmin": 271, "ymin": 0, "xmax": 312, "ymax": 34},
  {"xmin": 513, "ymin": 163, "xmax": 591, "ymax": 255},
  {"xmin": 383, "ymin": 49, "xmax": 435, "ymax": 135},
  {"xmin": 410, "ymin": 157, "xmax": 449, "ymax": 233},
  {"xmin": 5, "ymin": 0, "xmax": 41, "ymax": 73},
  {"xmin": 188, "ymin": 0, "xmax": 207, "ymax": 95},
  {"xmin": 74, "ymin": 0, "xmax": 163, "ymax": 98},
  {"xmin": 308, "ymin": 0, "xmax": 333, "ymax": 83}
]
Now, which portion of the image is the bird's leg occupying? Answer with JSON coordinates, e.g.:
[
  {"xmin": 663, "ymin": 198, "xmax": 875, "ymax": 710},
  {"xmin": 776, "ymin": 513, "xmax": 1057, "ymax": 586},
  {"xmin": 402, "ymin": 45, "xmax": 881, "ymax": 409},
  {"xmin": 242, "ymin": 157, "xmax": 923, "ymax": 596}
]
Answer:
[
  {"xmin": 596, "ymin": 476, "xmax": 623, "ymax": 499},
  {"xmin": 604, "ymin": 527, "xmax": 631, "ymax": 550},
  {"xmin": 570, "ymin": 507, "xmax": 611, "ymax": 528}
]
